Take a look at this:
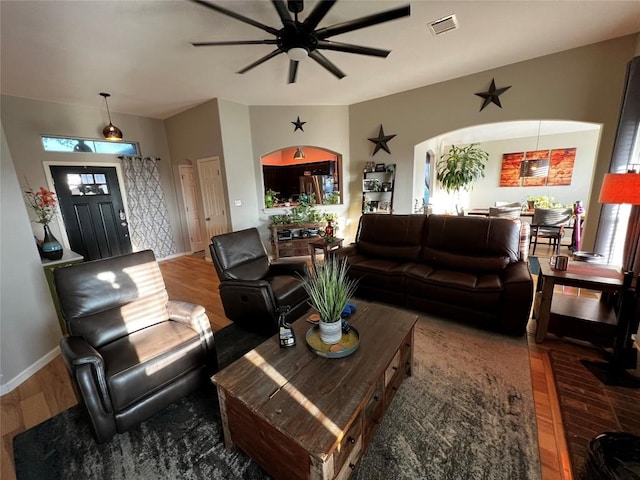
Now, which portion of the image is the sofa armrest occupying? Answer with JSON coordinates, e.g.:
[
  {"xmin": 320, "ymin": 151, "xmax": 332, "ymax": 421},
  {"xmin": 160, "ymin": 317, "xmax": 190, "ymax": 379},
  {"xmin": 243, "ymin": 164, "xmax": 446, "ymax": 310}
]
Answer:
[
  {"xmin": 60, "ymin": 336, "xmax": 113, "ymax": 413},
  {"xmin": 500, "ymin": 262, "xmax": 534, "ymax": 336},
  {"xmin": 167, "ymin": 300, "xmax": 215, "ymax": 355},
  {"xmin": 269, "ymin": 262, "xmax": 308, "ymax": 277}
]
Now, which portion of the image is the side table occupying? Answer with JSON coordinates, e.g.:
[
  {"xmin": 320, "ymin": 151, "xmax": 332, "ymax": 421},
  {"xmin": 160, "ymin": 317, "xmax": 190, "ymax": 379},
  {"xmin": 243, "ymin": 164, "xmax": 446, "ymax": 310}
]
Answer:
[
  {"xmin": 308, "ymin": 238, "xmax": 343, "ymax": 265},
  {"xmin": 533, "ymin": 260, "xmax": 625, "ymax": 343}
]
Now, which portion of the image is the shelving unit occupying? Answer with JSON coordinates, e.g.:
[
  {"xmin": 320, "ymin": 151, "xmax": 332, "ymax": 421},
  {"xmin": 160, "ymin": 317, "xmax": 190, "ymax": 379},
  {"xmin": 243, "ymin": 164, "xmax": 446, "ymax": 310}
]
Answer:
[{"xmin": 362, "ymin": 163, "xmax": 395, "ymax": 214}]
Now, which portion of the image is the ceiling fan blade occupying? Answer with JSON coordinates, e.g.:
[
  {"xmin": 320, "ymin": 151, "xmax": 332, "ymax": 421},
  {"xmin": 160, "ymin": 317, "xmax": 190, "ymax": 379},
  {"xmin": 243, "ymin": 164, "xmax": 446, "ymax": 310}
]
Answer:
[
  {"xmin": 237, "ymin": 49, "xmax": 284, "ymax": 74},
  {"xmin": 288, "ymin": 60, "xmax": 299, "ymax": 84},
  {"xmin": 309, "ymin": 50, "xmax": 345, "ymax": 79},
  {"xmin": 317, "ymin": 40, "xmax": 390, "ymax": 58},
  {"xmin": 316, "ymin": 5, "xmax": 410, "ymax": 39},
  {"xmin": 190, "ymin": 0, "xmax": 280, "ymax": 35},
  {"xmin": 192, "ymin": 40, "xmax": 278, "ymax": 47},
  {"xmin": 303, "ymin": 0, "xmax": 337, "ymax": 30},
  {"xmin": 272, "ymin": 0, "xmax": 294, "ymax": 26}
]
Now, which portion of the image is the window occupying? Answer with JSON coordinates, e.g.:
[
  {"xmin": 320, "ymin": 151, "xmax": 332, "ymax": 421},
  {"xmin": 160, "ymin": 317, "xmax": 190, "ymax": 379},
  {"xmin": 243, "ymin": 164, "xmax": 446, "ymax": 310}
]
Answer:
[
  {"xmin": 41, "ymin": 136, "xmax": 138, "ymax": 155},
  {"xmin": 66, "ymin": 173, "xmax": 109, "ymax": 196}
]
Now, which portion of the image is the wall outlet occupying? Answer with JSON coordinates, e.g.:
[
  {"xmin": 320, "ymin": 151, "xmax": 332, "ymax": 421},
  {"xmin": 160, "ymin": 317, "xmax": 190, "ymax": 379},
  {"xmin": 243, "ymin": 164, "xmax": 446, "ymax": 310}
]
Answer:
[{"xmin": 234, "ymin": 200, "xmax": 242, "ymax": 207}]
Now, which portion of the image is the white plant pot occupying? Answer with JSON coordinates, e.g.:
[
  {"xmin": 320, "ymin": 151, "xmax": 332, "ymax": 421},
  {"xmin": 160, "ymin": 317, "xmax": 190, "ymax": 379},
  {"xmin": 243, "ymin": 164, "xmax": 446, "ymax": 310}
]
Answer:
[{"xmin": 319, "ymin": 319, "xmax": 342, "ymax": 345}]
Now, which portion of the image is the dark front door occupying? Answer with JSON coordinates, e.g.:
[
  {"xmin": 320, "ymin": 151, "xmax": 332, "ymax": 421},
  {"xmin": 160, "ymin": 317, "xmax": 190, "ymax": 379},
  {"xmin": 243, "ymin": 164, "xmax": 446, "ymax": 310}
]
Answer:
[{"xmin": 50, "ymin": 165, "xmax": 132, "ymax": 261}]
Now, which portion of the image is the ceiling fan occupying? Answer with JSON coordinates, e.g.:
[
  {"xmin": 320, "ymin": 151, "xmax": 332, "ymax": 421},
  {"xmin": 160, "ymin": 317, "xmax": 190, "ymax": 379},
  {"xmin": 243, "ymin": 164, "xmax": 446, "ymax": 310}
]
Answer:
[{"xmin": 190, "ymin": 0, "xmax": 411, "ymax": 84}]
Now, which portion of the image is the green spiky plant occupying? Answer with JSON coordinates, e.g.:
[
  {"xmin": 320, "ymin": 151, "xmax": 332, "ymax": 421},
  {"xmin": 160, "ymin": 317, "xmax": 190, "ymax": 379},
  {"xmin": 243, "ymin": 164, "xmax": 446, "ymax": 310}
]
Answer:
[{"xmin": 302, "ymin": 256, "xmax": 358, "ymax": 323}]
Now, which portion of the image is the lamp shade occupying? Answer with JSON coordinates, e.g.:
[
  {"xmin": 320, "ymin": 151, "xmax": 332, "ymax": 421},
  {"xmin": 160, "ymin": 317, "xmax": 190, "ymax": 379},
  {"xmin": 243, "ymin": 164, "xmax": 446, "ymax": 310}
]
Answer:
[{"xmin": 598, "ymin": 172, "xmax": 640, "ymax": 205}]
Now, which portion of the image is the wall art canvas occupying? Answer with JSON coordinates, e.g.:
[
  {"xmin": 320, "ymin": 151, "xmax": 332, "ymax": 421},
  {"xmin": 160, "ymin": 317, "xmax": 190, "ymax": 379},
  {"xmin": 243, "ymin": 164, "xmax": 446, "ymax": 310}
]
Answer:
[
  {"xmin": 499, "ymin": 147, "xmax": 576, "ymax": 187},
  {"xmin": 547, "ymin": 148, "xmax": 577, "ymax": 185},
  {"xmin": 499, "ymin": 152, "xmax": 524, "ymax": 187}
]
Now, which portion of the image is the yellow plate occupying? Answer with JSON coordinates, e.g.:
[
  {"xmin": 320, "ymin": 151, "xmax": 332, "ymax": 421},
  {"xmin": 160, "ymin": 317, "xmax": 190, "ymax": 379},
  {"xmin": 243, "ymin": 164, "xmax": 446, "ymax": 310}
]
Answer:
[{"xmin": 305, "ymin": 325, "xmax": 360, "ymax": 358}]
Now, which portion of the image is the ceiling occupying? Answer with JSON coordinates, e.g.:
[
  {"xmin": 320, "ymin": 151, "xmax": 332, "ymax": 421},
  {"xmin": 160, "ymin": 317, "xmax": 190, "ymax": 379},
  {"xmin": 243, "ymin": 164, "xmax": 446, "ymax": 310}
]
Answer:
[{"xmin": 1, "ymin": 1, "xmax": 639, "ymax": 120}]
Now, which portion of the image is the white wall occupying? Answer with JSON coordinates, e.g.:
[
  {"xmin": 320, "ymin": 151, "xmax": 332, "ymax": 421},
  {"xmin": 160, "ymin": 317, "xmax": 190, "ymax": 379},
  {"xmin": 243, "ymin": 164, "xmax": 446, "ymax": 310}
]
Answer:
[
  {"xmin": 1, "ymin": 122, "xmax": 61, "ymax": 393},
  {"xmin": 349, "ymin": 35, "xmax": 638, "ymax": 248},
  {"xmin": 0, "ymin": 95, "xmax": 184, "ymax": 254},
  {"xmin": 249, "ymin": 105, "xmax": 351, "ymax": 248},
  {"xmin": 419, "ymin": 129, "xmax": 600, "ymax": 214},
  {"xmin": 218, "ymin": 99, "xmax": 260, "ymax": 232}
]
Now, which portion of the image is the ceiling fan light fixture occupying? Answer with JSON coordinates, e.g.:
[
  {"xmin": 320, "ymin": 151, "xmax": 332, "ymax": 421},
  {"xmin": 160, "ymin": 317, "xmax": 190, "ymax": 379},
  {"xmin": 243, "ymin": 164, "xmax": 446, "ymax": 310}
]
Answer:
[
  {"xmin": 287, "ymin": 47, "xmax": 308, "ymax": 62},
  {"xmin": 99, "ymin": 92, "xmax": 123, "ymax": 141}
]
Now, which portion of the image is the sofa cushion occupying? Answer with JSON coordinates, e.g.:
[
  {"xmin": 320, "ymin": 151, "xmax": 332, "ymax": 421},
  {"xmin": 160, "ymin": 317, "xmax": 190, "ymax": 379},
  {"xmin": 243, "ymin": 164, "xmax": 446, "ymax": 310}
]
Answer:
[
  {"xmin": 101, "ymin": 321, "xmax": 205, "ymax": 411},
  {"xmin": 357, "ymin": 214, "xmax": 426, "ymax": 262},
  {"xmin": 348, "ymin": 258, "xmax": 408, "ymax": 291},
  {"xmin": 421, "ymin": 248, "xmax": 510, "ymax": 272},
  {"xmin": 405, "ymin": 268, "xmax": 503, "ymax": 311},
  {"xmin": 422, "ymin": 215, "xmax": 520, "ymax": 264}
]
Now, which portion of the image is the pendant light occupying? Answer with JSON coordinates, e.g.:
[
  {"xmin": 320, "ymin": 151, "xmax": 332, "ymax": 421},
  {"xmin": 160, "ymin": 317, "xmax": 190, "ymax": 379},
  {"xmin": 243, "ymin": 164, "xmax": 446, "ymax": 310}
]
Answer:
[
  {"xmin": 293, "ymin": 147, "xmax": 305, "ymax": 161},
  {"xmin": 99, "ymin": 92, "xmax": 123, "ymax": 141}
]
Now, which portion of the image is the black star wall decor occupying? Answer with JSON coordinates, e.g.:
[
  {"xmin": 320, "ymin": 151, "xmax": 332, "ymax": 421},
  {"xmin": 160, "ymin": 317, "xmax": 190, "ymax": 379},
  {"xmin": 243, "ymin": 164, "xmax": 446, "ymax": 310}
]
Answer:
[
  {"xmin": 291, "ymin": 116, "xmax": 306, "ymax": 132},
  {"xmin": 475, "ymin": 78, "xmax": 511, "ymax": 112},
  {"xmin": 368, "ymin": 125, "xmax": 397, "ymax": 156}
]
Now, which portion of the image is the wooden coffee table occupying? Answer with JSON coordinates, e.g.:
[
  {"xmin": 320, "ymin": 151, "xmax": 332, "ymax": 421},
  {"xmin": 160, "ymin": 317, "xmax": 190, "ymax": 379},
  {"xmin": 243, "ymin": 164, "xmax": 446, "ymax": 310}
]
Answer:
[{"xmin": 211, "ymin": 301, "xmax": 418, "ymax": 480}]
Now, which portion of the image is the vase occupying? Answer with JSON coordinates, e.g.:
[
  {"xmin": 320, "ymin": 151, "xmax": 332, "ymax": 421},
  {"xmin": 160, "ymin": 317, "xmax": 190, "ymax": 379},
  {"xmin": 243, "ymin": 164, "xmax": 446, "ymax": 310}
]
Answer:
[
  {"xmin": 41, "ymin": 224, "xmax": 63, "ymax": 260},
  {"xmin": 318, "ymin": 319, "xmax": 342, "ymax": 345}
]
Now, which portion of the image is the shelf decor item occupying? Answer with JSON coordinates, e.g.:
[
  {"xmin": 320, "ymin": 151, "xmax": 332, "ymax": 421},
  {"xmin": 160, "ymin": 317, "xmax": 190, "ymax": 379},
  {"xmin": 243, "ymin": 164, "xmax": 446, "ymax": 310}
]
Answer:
[
  {"xmin": 302, "ymin": 256, "xmax": 358, "ymax": 345},
  {"xmin": 23, "ymin": 182, "xmax": 63, "ymax": 260}
]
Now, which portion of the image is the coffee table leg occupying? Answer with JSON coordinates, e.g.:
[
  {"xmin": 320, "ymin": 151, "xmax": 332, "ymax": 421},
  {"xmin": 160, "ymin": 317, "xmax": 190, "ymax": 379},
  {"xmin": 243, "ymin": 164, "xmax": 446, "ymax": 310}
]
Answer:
[
  {"xmin": 535, "ymin": 277, "xmax": 555, "ymax": 343},
  {"xmin": 217, "ymin": 387, "xmax": 236, "ymax": 451}
]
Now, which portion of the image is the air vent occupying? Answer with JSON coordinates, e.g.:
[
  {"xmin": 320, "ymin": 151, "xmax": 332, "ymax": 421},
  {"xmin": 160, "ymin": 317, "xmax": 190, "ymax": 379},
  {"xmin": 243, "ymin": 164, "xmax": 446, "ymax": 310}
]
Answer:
[{"xmin": 428, "ymin": 14, "xmax": 458, "ymax": 36}]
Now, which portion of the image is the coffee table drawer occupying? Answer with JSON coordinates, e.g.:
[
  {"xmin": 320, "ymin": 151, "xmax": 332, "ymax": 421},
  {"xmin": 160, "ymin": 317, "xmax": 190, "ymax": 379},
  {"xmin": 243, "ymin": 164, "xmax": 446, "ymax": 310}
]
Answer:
[
  {"xmin": 364, "ymin": 380, "xmax": 384, "ymax": 443},
  {"xmin": 334, "ymin": 435, "xmax": 363, "ymax": 480},
  {"xmin": 334, "ymin": 414, "xmax": 362, "ymax": 474}
]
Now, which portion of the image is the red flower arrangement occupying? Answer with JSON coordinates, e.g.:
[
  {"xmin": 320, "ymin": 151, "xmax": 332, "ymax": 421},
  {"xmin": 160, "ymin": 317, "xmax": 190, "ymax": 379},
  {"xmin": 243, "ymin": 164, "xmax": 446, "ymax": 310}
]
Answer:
[{"xmin": 23, "ymin": 182, "xmax": 58, "ymax": 225}]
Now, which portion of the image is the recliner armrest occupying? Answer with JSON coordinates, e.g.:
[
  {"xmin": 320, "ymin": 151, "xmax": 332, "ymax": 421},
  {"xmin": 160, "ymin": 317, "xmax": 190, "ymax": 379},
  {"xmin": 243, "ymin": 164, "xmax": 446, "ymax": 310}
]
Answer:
[
  {"xmin": 167, "ymin": 300, "xmax": 215, "ymax": 354},
  {"xmin": 60, "ymin": 336, "xmax": 113, "ymax": 413},
  {"xmin": 269, "ymin": 262, "xmax": 308, "ymax": 277}
]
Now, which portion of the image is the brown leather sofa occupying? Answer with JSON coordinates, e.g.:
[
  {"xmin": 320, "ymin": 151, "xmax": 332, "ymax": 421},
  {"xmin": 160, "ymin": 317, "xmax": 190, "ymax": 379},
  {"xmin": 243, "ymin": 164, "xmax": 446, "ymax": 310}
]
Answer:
[
  {"xmin": 336, "ymin": 214, "xmax": 533, "ymax": 336},
  {"xmin": 54, "ymin": 250, "xmax": 215, "ymax": 443}
]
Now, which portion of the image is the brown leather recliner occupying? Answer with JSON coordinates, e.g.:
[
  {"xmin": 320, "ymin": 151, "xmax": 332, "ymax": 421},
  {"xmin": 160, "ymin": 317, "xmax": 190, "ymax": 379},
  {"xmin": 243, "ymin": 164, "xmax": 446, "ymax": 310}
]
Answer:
[
  {"xmin": 210, "ymin": 227, "xmax": 310, "ymax": 335},
  {"xmin": 54, "ymin": 250, "xmax": 215, "ymax": 443}
]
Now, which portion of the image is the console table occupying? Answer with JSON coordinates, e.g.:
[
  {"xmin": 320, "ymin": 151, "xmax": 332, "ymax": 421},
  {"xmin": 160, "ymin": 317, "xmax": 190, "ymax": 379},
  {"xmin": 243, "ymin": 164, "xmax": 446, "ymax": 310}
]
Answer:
[
  {"xmin": 212, "ymin": 302, "xmax": 417, "ymax": 480},
  {"xmin": 271, "ymin": 222, "xmax": 324, "ymax": 260}
]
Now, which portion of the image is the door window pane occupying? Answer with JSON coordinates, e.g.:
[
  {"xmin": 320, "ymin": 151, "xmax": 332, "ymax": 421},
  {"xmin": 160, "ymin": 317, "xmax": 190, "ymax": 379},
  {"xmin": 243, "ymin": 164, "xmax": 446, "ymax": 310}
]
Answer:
[{"xmin": 66, "ymin": 173, "xmax": 109, "ymax": 196}]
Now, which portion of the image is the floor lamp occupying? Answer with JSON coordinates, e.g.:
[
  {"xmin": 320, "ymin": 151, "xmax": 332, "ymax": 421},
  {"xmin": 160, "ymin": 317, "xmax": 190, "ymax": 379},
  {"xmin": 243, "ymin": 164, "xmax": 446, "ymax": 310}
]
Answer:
[{"xmin": 583, "ymin": 171, "xmax": 640, "ymax": 387}]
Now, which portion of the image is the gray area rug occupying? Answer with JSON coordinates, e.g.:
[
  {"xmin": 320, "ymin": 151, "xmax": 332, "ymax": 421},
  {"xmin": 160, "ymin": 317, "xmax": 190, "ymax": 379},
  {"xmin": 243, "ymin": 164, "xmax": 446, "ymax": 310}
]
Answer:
[{"xmin": 13, "ymin": 311, "xmax": 540, "ymax": 480}]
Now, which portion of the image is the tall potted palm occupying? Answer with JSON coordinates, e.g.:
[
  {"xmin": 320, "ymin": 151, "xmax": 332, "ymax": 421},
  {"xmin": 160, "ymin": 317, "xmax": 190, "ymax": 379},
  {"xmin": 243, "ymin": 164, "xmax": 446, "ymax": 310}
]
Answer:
[
  {"xmin": 302, "ymin": 256, "xmax": 358, "ymax": 344},
  {"xmin": 436, "ymin": 143, "xmax": 488, "ymax": 215}
]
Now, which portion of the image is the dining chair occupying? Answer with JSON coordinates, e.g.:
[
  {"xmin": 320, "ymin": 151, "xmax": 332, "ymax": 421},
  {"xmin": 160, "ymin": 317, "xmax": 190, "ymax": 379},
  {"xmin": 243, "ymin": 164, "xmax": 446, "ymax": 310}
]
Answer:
[{"xmin": 530, "ymin": 207, "xmax": 574, "ymax": 255}]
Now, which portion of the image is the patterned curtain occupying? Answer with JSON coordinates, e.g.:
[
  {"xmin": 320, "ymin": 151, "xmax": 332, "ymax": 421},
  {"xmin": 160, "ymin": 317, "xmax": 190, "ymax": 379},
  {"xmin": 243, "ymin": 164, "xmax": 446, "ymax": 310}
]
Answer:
[{"xmin": 119, "ymin": 156, "xmax": 176, "ymax": 258}]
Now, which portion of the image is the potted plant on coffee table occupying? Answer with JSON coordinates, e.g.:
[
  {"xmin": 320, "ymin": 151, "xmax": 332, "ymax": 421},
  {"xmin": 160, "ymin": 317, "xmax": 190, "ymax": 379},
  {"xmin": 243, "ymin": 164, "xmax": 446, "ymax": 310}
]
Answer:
[
  {"xmin": 436, "ymin": 143, "xmax": 488, "ymax": 215},
  {"xmin": 302, "ymin": 256, "xmax": 358, "ymax": 345}
]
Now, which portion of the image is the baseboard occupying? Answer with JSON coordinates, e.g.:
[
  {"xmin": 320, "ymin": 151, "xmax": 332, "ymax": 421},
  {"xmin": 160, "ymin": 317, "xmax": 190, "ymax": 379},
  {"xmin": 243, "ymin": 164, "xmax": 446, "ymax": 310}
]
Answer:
[
  {"xmin": 0, "ymin": 346, "xmax": 60, "ymax": 396},
  {"xmin": 157, "ymin": 252, "xmax": 188, "ymax": 262}
]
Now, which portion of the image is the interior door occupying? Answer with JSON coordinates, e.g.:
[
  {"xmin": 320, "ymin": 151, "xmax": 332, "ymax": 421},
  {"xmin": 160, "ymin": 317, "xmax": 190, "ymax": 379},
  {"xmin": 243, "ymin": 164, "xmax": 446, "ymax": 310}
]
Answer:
[
  {"xmin": 50, "ymin": 165, "xmax": 132, "ymax": 261},
  {"xmin": 179, "ymin": 165, "xmax": 205, "ymax": 252},
  {"xmin": 197, "ymin": 156, "xmax": 228, "ymax": 242}
]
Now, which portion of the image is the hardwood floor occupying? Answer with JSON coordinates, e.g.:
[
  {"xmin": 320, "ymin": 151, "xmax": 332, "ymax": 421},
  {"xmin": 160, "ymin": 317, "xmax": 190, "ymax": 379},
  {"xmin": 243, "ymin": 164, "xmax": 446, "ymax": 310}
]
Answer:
[{"xmin": 1, "ymin": 247, "xmax": 591, "ymax": 480}]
